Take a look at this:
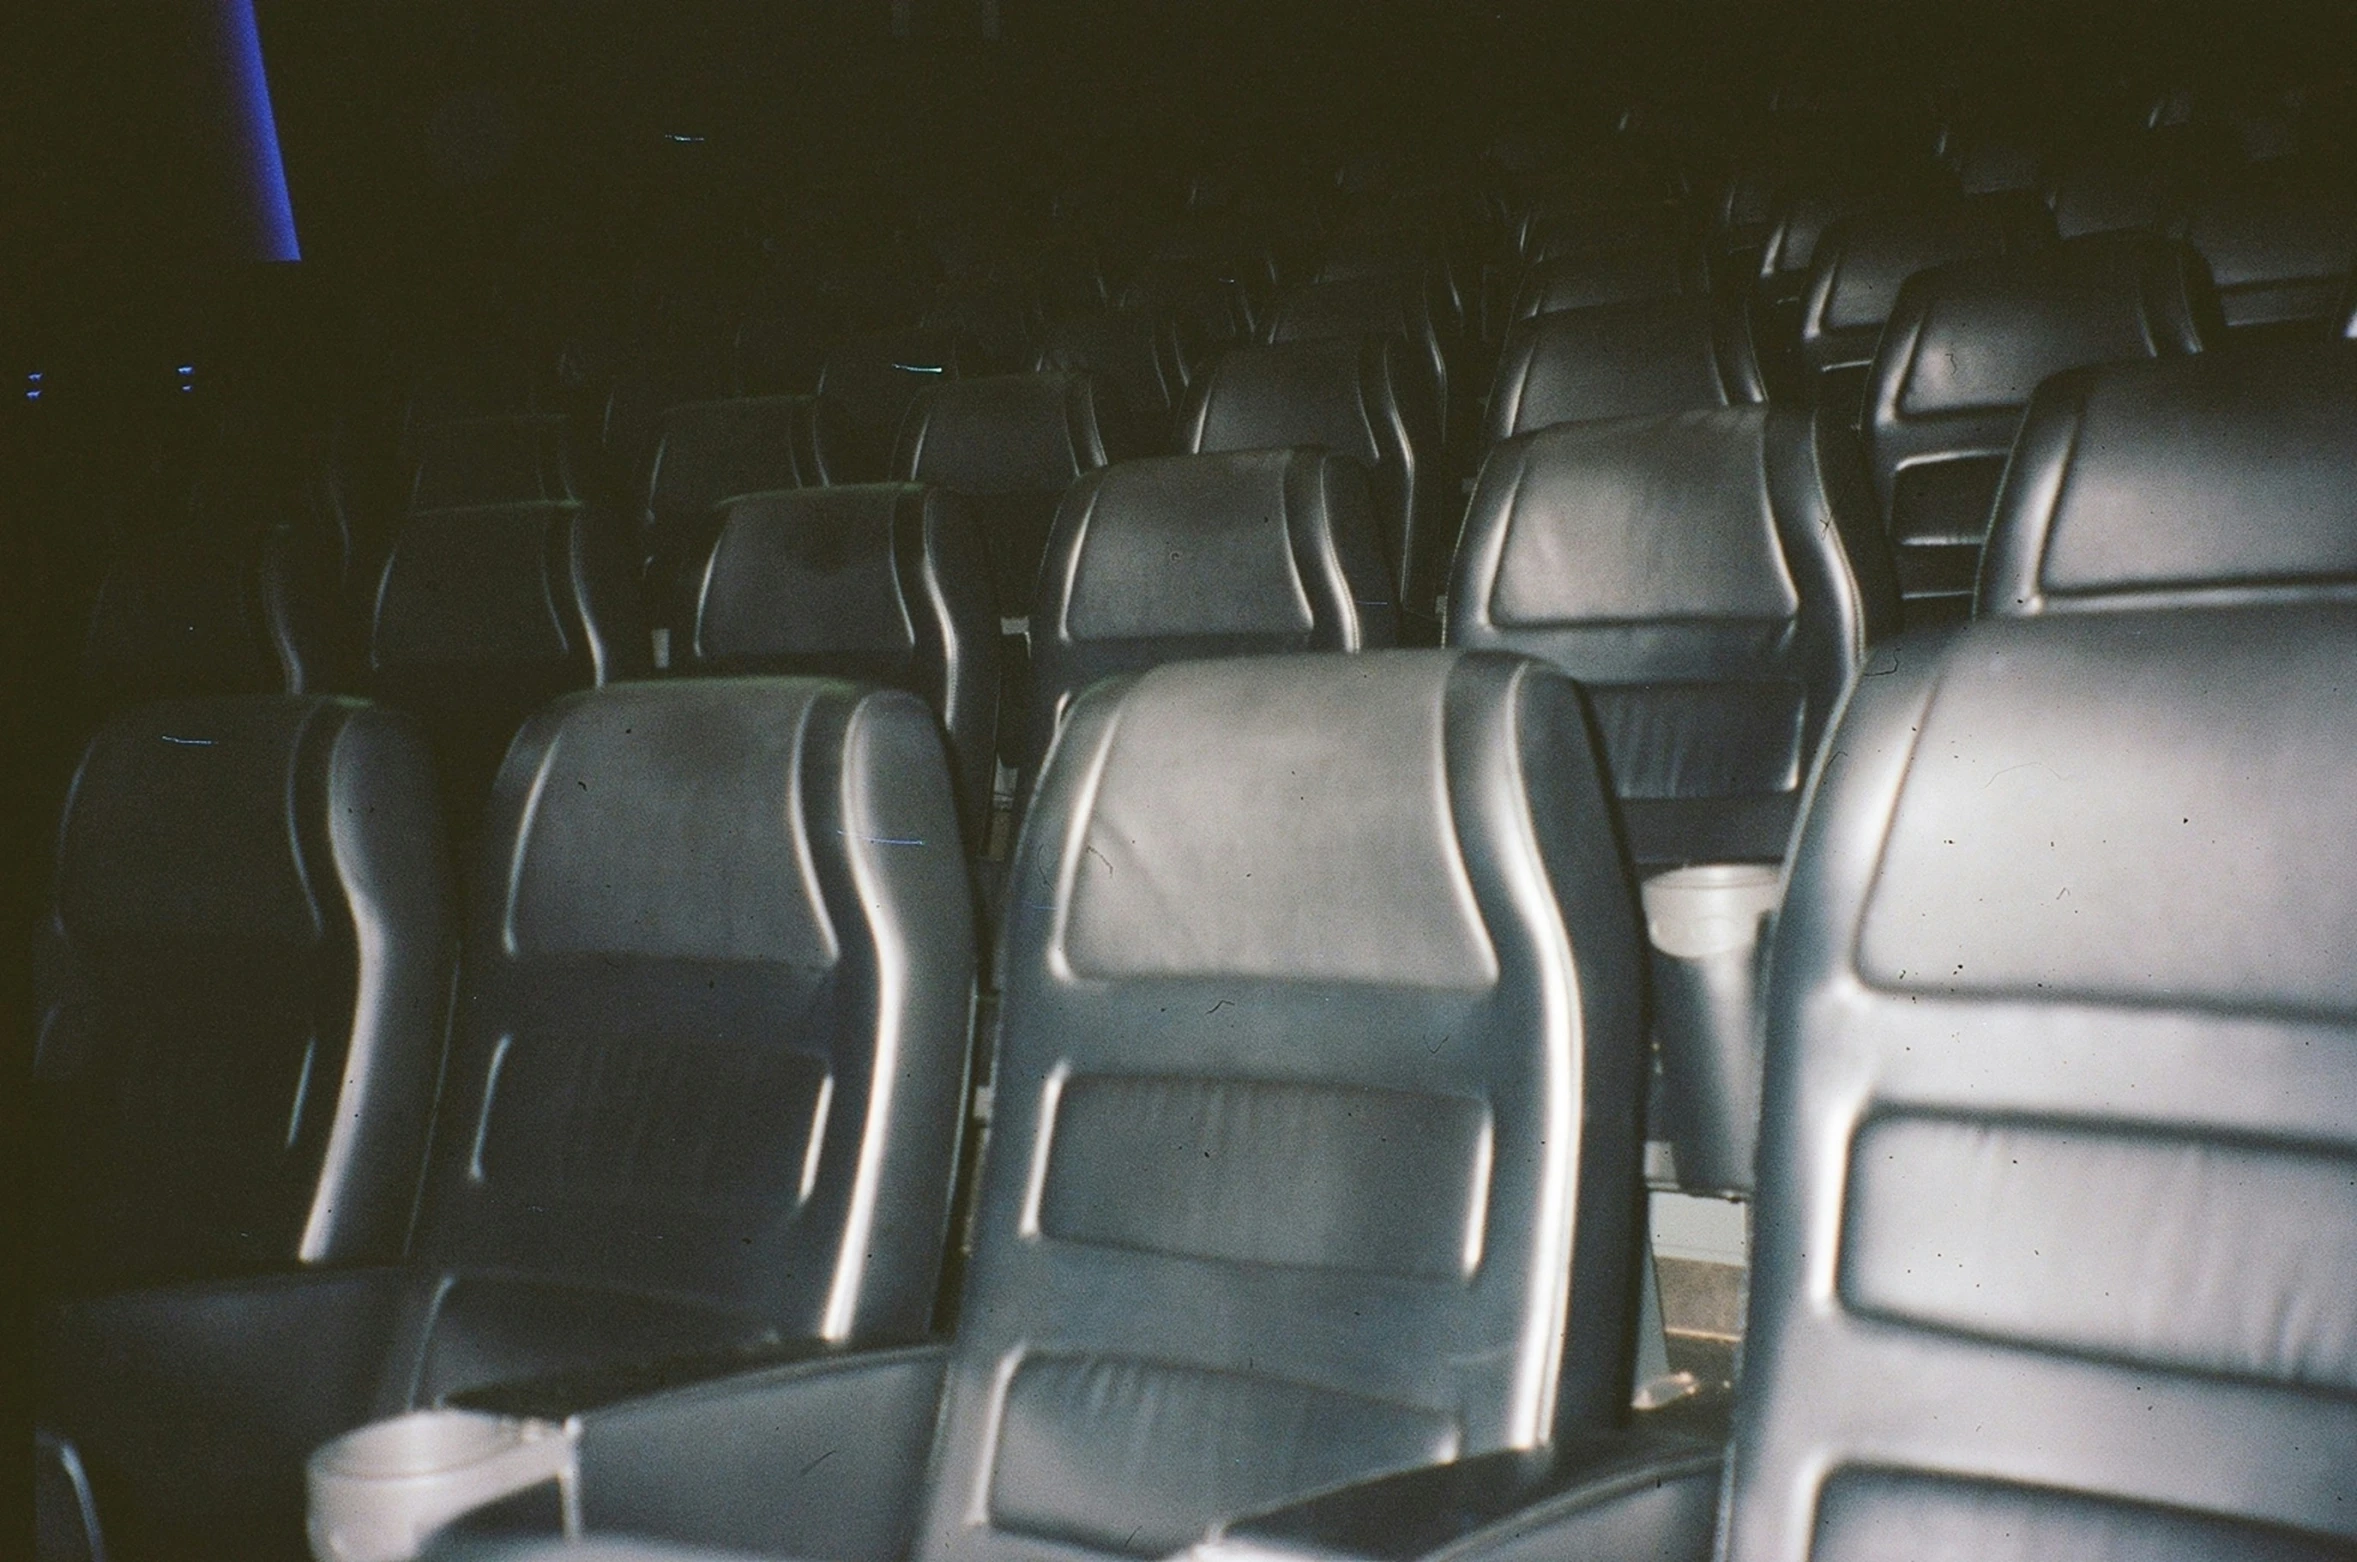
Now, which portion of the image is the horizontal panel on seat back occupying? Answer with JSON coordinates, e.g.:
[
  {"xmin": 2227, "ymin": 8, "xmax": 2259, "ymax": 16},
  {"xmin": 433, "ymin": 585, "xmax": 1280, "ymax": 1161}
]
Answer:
[
  {"xmin": 1981, "ymin": 347, "xmax": 2357, "ymax": 615},
  {"xmin": 418, "ymin": 678, "xmax": 973, "ymax": 1348},
  {"xmin": 39, "ymin": 696, "xmax": 450, "ymax": 1287},
  {"xmin": 1728, "ymin": 606, "xmax": 2357, "ymax": 1562},
  {"xmin": 919, "ymin": 650, "xmax": 1645, "ymax": 1562}
]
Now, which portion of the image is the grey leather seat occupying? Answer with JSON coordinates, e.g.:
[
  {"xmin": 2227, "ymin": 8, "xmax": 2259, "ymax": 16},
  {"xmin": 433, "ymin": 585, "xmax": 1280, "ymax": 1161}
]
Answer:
[
  {"xmin": 42, "ymin": 677, "xmax": 979, "ymax": 1560},
  {"xmin": 1979, "ymin": 343, "xmax": 2357, "ymax": 617},
  {"xmin": 1190, "ymin": 350, "xmax": 2357, "ymax": 1562},
  {"xmin": 671, "ymin": 484, "xmax": 1001, "ymax": 847},
  {"xmin": 2041, "ymin": 140, "xmax": 2167, "ymax": 239},
  {"xmin": 1796, "ymin": 197, "xmax": 2055, "ymax": 419},
  {"xmin": 1178, "ymin": 336, "xmax": 1446, "ymax": 637},
  {"xmin": 419, "ymin": 649, "xmax": 1649, "ymax": 1562},
  {"xmin": 366, "ymin": 499, "xmax": 650, "ymax": 822},
  {"xmin": 816, "ymin": 329, "xmax": 979, "ymax": 482},
  {"xmin": 637, "ymin": 396, "xmax": 830, "ymax": 608},
  {"xmin": 1025, "ymin": 448, "xmax": 1399, "ymax": 773},
  {"xmin": 1484, "ymin": 295, "xmax": 1766, "ymax": 445},
  {"xmin": 1863, "ymin": 231, "xmax": 2214, "ymax": 624},
  {"xmin": 1449, "ymin": 405, "xmax": 1896, "ymax": 869},
  {"xmin": 32, "ymin": 695, "xmax": 452, "ymax": 1296},
  {"xmin": 890, "ymin": 371, "xmax": 1114, "ymax": 614}
]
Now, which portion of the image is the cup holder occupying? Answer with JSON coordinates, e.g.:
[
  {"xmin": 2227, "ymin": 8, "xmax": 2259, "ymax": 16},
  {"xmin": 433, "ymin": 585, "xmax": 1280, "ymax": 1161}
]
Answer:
[{"xmin": 307, "ymin": 1408, "xmax": 579, "ymax": 1562}]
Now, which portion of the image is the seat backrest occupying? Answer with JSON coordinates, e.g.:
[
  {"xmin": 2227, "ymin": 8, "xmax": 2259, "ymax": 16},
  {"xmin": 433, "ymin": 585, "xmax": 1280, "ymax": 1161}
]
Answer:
[
  {"xmin": 1178, "ymin": 336, "xmax": 1444, "ymax": 624},
  {"xmin": 35, "ymin": 696, "xmax": 451, "ymax": 1290},
  {"xmin": 891, "ymin": 371, "xmax": 1114, "ymax": 613},
  {"xmin": 1486, "ymin": 294, "xmax": 1766, "ymax": 445},
  {"xmin": 1508, "ymin": 235, "xmax": 1711, "ymax": 323},
  {"xmin": 678, "ymin": 484, "xmax": 1001, "ymax": 846},
  {"xmin": 1027, "ymin": 448, "xmax": 1399, "ymax": 771},
  {"xmin": 639, "ymin": 396, "xmax": 827, "ymax": 583},
  {"xmin": 2170, "ymin": 174, "xmax": 2357, "ymax": 332},
  {"xmin": 411, "ymin": 679, "xmax": 976, "ymax": 1375},
  {"xmin": 1798, "ymin": 197, "xmax": 2056, "ymax": 398},
  {"xmin": 817, "ymin": 329, "xmax": 978, "ymax": 482},
  {"xmin": 1451, "ymin": 406, "xmax": 1893, "ymax": 867},
  {"xmin": 915, "ymin": 649, "xmax": 1647, "ymax": 1562},
  {"xmin": 1980, "ymin": 345, "xmax": 2357, "ymax": 617},
  {"xmin": 1728, "ymin": 602, "xmax": 2357, "ymax": 1561},
  {"xmin": 367, "ymin": 499, "xmax": 648, "ymax": 817},
  {"xmin": 1863, "ymin": 231, "xmax": 2213, "ymax": 622},
  {"xmin": 406, "ymin": 414, "xmax": 579, "ymax": 515},
  {"xmin": 1119, "ymin": 257, "xmax": 1257, "ymax": 347}
]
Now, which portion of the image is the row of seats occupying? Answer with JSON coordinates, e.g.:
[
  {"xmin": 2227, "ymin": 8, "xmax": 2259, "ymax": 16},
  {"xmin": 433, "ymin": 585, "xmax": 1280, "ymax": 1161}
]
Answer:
[{"xmin": 35, "ymin": 338, "xmax": 2357, "ymax": 1562}]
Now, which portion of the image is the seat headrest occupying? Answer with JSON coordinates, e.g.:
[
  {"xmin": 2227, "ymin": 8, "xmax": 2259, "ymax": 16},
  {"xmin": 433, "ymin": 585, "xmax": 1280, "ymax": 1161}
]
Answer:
[
  {"xmin": 60, "ymin": 698, "xmax": 345, "ymax": 952},
  {"xmin": 1459, "ymin": 408, "xmax": 1804, "ymax": 630},
  {"xmin": 1041, "ymin": 448, "xmax": 1388, "ymax": 644},
  {"xmin": 1183, "ymin": 336, "xmax": 1397, "ymax": 466},
  {"xmin": 407, "ymin": 413, "xmax": 577, "ymax": 514},
  {"xmin": 644, "ymin": 396, "xmax": 824, "ymax": 520},
  {"xmin": 1023, "ymin": 650, "xmax": 1602, "ymax": 992},
  {"xmin": 1981, "ymin": 345, "xmax": 2357, "ymax": 614},
  {"xmin": 1487, "ymin": 295, "xmax": 1763, "ymax": 440},
  {"xmin": 691, "ymin": 485, "xmax": 941, "ymax": 663},
  {"xmin": 493, "ymin": 680, "xmax": 854, "ymax": 966},
  {"xmin": 371, "ymin": 502, "xmax": 599, "ymax": 673},
  {"xmin": 1511, "ymin": 237, "xmax": 1707, "ymax": 321},
  {"xmin": 2172, "ymin": 179, "xmax": 2357, "ymax": 327},
  {"xmin": 1261, "ymin": 275, "xmax": 1434, "ymax": 349},
  {"xmin": 1875, "ymin": 232, "xmax": 2211, "ymax": 422},
  {"xmin": 894, "ymin": 371, "xmax": 1111, "ymax": 492}
]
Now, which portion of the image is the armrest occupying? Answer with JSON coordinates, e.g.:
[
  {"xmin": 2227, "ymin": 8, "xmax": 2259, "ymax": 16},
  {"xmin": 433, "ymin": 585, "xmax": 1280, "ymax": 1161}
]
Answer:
[
  {"xmin": 434, "ymin": 1343, "xmax": 949, "ymax": 1562},
  {"xmin": 1193, "ymin": 1429, "xmax": 1722, "ymax": 1562}
]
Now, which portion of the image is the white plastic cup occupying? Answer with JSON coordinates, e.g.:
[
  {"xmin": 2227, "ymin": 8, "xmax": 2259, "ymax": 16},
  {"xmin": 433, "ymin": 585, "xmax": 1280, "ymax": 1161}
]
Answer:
[
  {"xmin": 306, "ymin": 1409, "xmax": 580, "ymax": 1562},
  {"xmin": 1641, "ymin": 864, "xmax": 1783, "ymax": 1195}
]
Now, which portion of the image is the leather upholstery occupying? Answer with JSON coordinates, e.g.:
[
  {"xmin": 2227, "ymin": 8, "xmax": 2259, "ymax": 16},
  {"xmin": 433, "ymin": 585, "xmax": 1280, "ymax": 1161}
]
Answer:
[
  {"xmin": 1027, "ymin": 448, "xmax": 1399, "ymax": 770},
  {"xmin": 1863, "ymin": 231, "xmax": 2214, "ymax": 621},
  {"xmin": 1980, "ymin": 345, "xmax": 2357, "ymax": 616},
  {"xmin": 638, "ymin": 396, "xmax": 826, "ymax": 600},
  {"xmin": 1120, "ymin": 257, "xmax": 1257, "ymax": 348},
  {"xmin": 407, "ymin": 414, "xmax": 580, "ymax": 515},
  {"xmin": 1507, "ymin": 237, "xmax": 1710, "ymax": 323},
  {"xmin": 1450, "ymin": 406, "xmax": 1893, "ymax": 867},
  {"xmin": 80, "ymin": 511, "xmax": 347, "ymax": 711},
  {"xmin": 2170, "ymin": 175, "xmax": 2357, "ymax": 332},
  {"xmin": 1797, "ymin": 197, "xmax": 2056, "ymax": 410},
  {"xmin": 33, "ymin": 696, "xmax": 452, "ymax": 1292},
  {"xmin": 933, "ymin": 649, "xmax": 1646, "ymax": 1562},
  {"xmin": 43, "ymin": 678, "xmax": 979, "ymax": 1553},
  {"xmin": 1727, "ymin": 602, "xmax": 2357, "ymax": 1560},
  {"xmin": 1180, "ymin": 336, "xmax": 1446, "ymax": 626},
  {"xmin": 676, "ymin": 484, "xmax": 1001, "ymax": 845},
  {"xmin": 366, "ymin": 499, "xmax": 650, "ymax": 819},
  {"xmin": 1260, "ymin": 275, "xmax": 1458, "ymax": 445},
  {"xmin": 817, "ymin": 329, "xmax": 979, "ymax": 482},
  {"xmin": 1485, "ymin": 295, "xmax": 1766, "ymax": 445},
  {"xmin": 891, "ymin": 371, "xmax": 1113, "ymax": 612}
]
